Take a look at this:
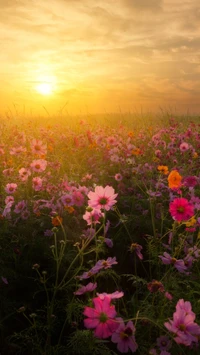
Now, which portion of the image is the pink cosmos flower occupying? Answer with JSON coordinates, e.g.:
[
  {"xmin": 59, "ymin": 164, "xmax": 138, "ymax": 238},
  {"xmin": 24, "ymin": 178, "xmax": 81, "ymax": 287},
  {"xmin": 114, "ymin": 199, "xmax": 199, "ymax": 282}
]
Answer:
[
  {"xmin": 179, "ymin": 142, "xmax": 189, "ymax": 152},
  {"xmin": 14, "ymin": 200, "xmax": 26, "ymax": 214},
  {"xmin": 83, "ymin": 209, "xmax": 104, "ymax": 225},
  {"xmin": 31, "ymin": 139, "xmax": 47, "ymax": 155},
  {"xmin": 111, "ymin": 319, "xmax": 138, "ymax": 353},
  {"xmin": 115, "ymin": 173, "xmax": 123, "ymax": 181},
  {"xmin": 156, "ymin": 335, "xmax": 172, "ymax": 351},
  {"xmin": 5, "ymin": 183, "xmax": 17, "ymax": 194},
  {"xmin": 30, "ymin": 159, "xmax": 47, "ymax": 173},
  {"xmin": 60, "ymin": 194, "xmax": 74, "ymax": 206},
  {"xmin": 169, "ymin": 198, "xmax": 194, "ymax": 222},
  {"xmin": 88, "ymin": 185, "xmax": 118, "ymax": 211},
  {"xmin": 159, "ymin": 252, "xmax": 188, "ymax": 273},
  {"xmin": 10, "ymin": 146, "xmax": 26, "ymax": 155},
  {"xmin": 32, "ymin": 177, "xmax": 43, "ymax": 191},
  {"xmin": 97, "ymin": 291, "xmax": 124, "ymax": 300},
  {"xmin": 74, "ymin": 282, "xmax": 97, "ymax": 295},
  {"xmin": 83, "ymin": 296, "xmax": 118, "ymax": 338},
  {"xmin": 164, "ymin": 299, "xmax": 200, "ymax": 346},
  {"xmin": 19, "ymin": 168, "xmax": 31, "ymax": 182},
  {"xmin": 72, "ymin": 190, "xmax": 85, "ymax": 207}
]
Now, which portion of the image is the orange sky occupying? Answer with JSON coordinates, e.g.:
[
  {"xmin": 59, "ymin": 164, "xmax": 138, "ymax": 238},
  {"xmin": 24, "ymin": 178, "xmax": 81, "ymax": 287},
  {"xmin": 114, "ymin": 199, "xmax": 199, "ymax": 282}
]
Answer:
[{"xmin": 1, "ymin": 0, "xmax": 200, "ymax": 116}]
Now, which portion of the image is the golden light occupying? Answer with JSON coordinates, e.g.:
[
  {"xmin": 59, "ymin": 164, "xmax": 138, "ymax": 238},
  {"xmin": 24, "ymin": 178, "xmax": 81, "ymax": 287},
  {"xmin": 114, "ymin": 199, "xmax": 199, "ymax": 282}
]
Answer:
[{"xmin": 36, "ymin": 82, "xmax": 53, "ymax": 95}]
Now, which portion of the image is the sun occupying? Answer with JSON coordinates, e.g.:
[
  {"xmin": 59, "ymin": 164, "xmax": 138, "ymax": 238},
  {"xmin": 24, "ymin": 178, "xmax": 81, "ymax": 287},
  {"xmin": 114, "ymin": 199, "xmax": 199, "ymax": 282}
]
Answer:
[{"xmin": 36, "ymin": 82, "xmax": 53, "ymax": 95}]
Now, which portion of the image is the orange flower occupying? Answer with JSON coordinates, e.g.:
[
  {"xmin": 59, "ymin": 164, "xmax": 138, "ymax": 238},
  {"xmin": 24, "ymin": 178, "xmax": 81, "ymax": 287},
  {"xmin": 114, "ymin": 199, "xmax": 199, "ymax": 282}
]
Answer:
[
  {"xmin": 128, "ymin": 131, "xmax": 134, "ymax": 138},
  {"xmin": 168, "ymin": 170, "xmax": 182, "ymax": 189},
  {"xmin": 52, "ymin": 216, "xmax": 63, "ymax": 226},
  {"xmin": 65, "ymin": 206, "xmax": 75, "ymax": 214},
  {"xmin": 157, "ymin": 165, "xmax": 169, "ymax": 175}
]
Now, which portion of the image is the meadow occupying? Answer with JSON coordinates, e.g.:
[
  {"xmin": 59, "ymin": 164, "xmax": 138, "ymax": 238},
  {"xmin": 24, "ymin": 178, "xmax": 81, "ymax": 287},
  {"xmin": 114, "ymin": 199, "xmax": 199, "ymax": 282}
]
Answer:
[{"xmin": 0, "ymin": 112, "xmax": 200, "ymax": 355}]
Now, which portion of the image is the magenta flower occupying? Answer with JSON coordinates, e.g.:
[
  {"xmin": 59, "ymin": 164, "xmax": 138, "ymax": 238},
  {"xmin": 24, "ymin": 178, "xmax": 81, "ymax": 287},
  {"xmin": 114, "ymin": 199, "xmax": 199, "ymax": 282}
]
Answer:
[
  {"xmin": 74, "ymin": 282, "xmax": 97, "ymax": 295},
  {"xmin": 169, "ymin": 198, "xmax": 194, "ymax": 222},
  {"xmin": 83, "ymin": 296, "xmax": 118, "ymax": 338},
  {"xmin": 88, "ymin": 185, "xmax": 118, "ymax": 211},
  {"xmin": 111, "ymin": 319, "xmax": 138, "ymax": 353}
]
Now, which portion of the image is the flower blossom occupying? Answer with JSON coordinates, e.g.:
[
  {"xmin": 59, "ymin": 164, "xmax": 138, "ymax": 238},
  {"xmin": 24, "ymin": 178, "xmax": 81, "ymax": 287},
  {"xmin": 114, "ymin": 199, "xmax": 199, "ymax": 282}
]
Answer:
[
  {"xmin": 169, "ymin": 198, "xmax": 194, "ymax": 222},
  {"xmin": 88, "ymin": 185, "xmax": 118, "ymax": 211},
  {"xmin": 111, "ymin": 319, "xmax": 138, "ymax": 353},
  {"xmin": 83, "ymin": 296, "xmax": 118, "ymax": 338}
]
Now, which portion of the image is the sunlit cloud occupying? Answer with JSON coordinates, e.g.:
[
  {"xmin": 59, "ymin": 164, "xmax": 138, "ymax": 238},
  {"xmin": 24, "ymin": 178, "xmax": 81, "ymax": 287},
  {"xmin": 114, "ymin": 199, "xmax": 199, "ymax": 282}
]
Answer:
[{"xmin": 1, "ymin": 0, "xmax": 200, "ymax": 114}]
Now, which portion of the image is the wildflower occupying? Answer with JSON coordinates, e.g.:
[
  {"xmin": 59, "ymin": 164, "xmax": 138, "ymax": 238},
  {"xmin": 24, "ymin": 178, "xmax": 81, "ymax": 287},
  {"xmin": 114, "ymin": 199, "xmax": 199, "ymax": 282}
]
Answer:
[
  {"xmin": 168, "ymin": 170, "xmax": 182, "ymax": 189},
  {"xmin": 44, "ymin": 229, "xmax": 53, "ymax": 237},
  {"xmin": 115, "ymin": 173, "xmax": 123, "ymax": 181},
  {"xmin": 183, "ymin": 176, "xmax": 198, "ymax": 188},
  {"xmin": 21, "ymin": 210, "xmax": 30, "ymax": 220},
  {"xmin": 159, "ymin": 252, "xmax": 188, "ymax": 273},
  {"xmin": 74, "ymin": 282, "xmax": 97, "ymax": 295},
  {"xmin": 31, "ymin": 139, "xmax": 47, "ymax": 155},
  {"xmin": 169, "ymin": 198, "xmax": 194, "ymax": 222},
  {"xmin": 94, "ymin": 256, "xmax": 118, "ymax": 271},
  {"xmin": 10, "ymin": 146, "xmax": 26, "ymax": 155},
  {"xmin": 72, "ymin": 190, "xmax": 85, "ymax": 207},
  {"xmin": 14, "ymin": 200, "xmax": 26, "ymax": 214},
  {"xmin": 129, "ymin": 243, "xmax": 143, "ymax": 260},
  {"xmin": 88, "ymin": 185, "xmax": 118, "ymax": 211},
  {"xmin": 97, "ymin": 291, "xmax": 124, "ymax": 300},
  {"xmin": 83, "ymin": 296, "xmax": 118, "ymax": 338},
  {"xmin": 5, "ymin": 183, "xmax": 17, "ymax": 194},
  {"xmin": 157, "ymin": 165, "xmax": 169, "ymax": 175},
  {"xmin": 164, "ymin": 292, "xmax": 173, "ymax": 301},
  {"xmin": 156, "ymin": 335, "xmax": 172, "ymax": 351},
  {"xmin": 32, "ymin": 177, "xmax": 43, "ymax": 191},
  {"xmin": 179, "ymin": 142, "xmax": 189, "ymax": 152},
  {"xmin": 111, "ymin": 319, "xmax": 138, "ymax": 353},
  {"xmin": 1, "ymin": 276, "xmax": 8, "ymax": 285},
  {"xmin": 19, "ymin": 167, "xmax": 31, "ymax": 182},
  {"xmin": 51, "ymin": 216, "xmax": 63, "ymax": 226},
  {"xmin": 60, "ymin": 194, "xmax": 74, "ymax": 207},
  {"xmin": 83, "ymin": 209, "xmax": 104, "ymax": 225},
  {"xmin": 147, "ymin": 280, "xmax": 165, "ymax": 293},
  {"xmin": 30, "ymin": 159, "xmax": 47, "ymax": 173},
  {"xmin": 164, "ymin": 299, "xmax": 200, "ymax": 346}
]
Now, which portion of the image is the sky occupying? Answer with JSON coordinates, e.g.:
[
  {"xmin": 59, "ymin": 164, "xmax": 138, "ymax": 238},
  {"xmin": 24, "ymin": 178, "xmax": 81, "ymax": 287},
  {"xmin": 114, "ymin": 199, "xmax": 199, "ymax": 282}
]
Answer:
[{"xmin": 1, "ymin": 0, "xmax": 200, "ymax": 116}]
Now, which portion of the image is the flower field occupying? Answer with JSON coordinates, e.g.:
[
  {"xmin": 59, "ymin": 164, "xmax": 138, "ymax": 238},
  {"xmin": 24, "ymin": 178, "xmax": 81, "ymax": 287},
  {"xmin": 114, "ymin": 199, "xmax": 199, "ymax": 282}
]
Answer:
[{"xmin": 0, "ymin": 113, "xmax": 200, "ymax": 354}]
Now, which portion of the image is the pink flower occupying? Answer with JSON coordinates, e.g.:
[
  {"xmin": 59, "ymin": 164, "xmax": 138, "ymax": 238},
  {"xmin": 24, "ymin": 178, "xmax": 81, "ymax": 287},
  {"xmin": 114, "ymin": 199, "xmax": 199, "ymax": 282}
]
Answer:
[
  {"xmin": 10, "ymin": 146, "xmax": 26, "ymax": 155},
  {"xmin": 74, "ymin": 282, "xmax": 97, "ymax": 295},
  {"xmin": 30, "ymin": 159, "xmax": 47, "ymax": 173},
  {"xmin": 97, "ymin": 291, "xmax": 124, "ymax": 300},
  {"xmin": 169, "ymin": 198, "xmax": 194, "ymax": 222},
  {"xmin": 72, "ymin": 190, "xmax": 85, "ymax": 207},
  {"xmin": 180, "ymin": 142, "xmax": 189, "ymax": 152},
  {"xmin": 31, "ymin": 139, "xmax": 47, "ymax": 155},
  {"xmin": 164, "ymin": 303, "xmax": 200, "ymax": 346},
  {"xmin": 115, "ymin": 173, "xmax": 123, "ymax": 181},
  {"xmin": 32, "ymin": 177, "xmax": 43, "ymax": 191},
  {"xmin": 88, "ymin": 185, "xmax": 118, "ymax": 211},
  {"xmin": 19, "ymin": 168, "xmax": 31, "ymax": 182},
  {"xmin": 60, "ymin": 194, "xmax": 74, "ymax": 206},
  {"xmin": 14, "ymin": 200, "xmax": 26, "ymax": 214},
  {"xmin": 159, "ymin": 252, "xmax": 188, "ymax": 273},
  {"xmin": 5, "ymin": 183, "xmax": 17, "ymax": 194},
  {"xmin": 111, "ymin": 319, "xmax": 138, "ymax": 353},
  {"xmin": 83, "ymin": 209, "xmax": 104, "ymax": 225},
  {"xmin": 83, "ymin": 296, "xmax": 118, "ymax": 338}
]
